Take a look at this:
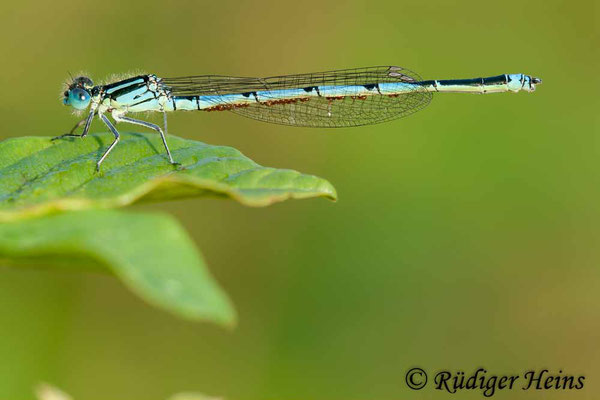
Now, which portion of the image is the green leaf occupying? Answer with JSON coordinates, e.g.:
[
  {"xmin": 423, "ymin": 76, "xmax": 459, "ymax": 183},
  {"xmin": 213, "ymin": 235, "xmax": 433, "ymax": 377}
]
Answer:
[
  {"xmin": 0, "ymin": 133, "xmax": 337, "ymax": 222},
  {"xmin": 0, "ymin": 210, "xmax": 236, "ymax": 326}
]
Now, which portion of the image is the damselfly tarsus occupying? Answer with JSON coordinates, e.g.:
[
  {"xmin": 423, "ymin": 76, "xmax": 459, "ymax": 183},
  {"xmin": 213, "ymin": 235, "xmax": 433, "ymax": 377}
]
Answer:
[{"xmin": 59, "ymin": 66, "xmax": 541, "ymax": 171}]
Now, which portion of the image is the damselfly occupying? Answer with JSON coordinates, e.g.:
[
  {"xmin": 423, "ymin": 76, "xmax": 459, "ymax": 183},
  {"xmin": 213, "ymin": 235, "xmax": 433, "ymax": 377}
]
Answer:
[{"xmin": 59, "ymin": 66, "xmax": 541, "ymax": 170}]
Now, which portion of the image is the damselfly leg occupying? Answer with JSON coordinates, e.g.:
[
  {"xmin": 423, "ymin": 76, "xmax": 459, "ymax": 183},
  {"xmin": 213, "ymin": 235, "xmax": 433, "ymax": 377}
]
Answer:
[
  {"xmin": 97, "ymin": 114, "xmax": 120, "ymax": 171},
  {"xmin": 52, "ymin": 110, "xmax": 95, "ymax": 140},
  {"xmin": 113, "ymin": 113, "xmax": 177, "ymax": 165}
]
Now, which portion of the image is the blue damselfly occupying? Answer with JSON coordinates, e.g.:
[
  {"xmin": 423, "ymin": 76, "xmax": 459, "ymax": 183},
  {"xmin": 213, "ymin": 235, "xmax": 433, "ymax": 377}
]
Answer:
[{"xmin": 59, "ymin": 66, "xmax": 541, "ymax": 170}]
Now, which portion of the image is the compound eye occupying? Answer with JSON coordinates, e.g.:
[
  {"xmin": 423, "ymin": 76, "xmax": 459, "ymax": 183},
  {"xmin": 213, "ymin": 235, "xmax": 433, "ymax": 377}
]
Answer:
[{"xmin": 67, "ymin": 88, "xmax": 91, "ymax": 110}]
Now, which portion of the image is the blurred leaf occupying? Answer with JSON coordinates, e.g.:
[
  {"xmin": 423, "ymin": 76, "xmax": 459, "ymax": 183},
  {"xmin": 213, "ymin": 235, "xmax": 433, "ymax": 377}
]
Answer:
[
  {"xmin": 35, "ymin": 383, "xmax": 72, "ymax": 400},
  {"xmin": 0, "ymin": 132, "xmax": 337, "ymax": 222},
  {"xmin": 0, "ymin": 210, "xmax": 236, "ymax": 325},
  {"xmin": 167, "ymin": 393, "xmax": 222, "ymax": 400},
  {"xmin": 34, "ymin": 383, "xmax": 222, "ymax": 400}
]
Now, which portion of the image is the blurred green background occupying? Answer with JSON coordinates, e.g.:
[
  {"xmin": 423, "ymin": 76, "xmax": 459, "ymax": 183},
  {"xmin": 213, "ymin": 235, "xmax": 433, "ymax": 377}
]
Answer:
[{"xmin": 0, "ymin": 0, "xmax": 598, "ymax": 399}]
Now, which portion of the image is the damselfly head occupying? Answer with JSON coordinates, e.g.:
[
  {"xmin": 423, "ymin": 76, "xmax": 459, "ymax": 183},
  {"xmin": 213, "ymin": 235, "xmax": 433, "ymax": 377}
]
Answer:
[{"xmin": 63, "ymin": 76, "xmax": 93, "ymax": 110}]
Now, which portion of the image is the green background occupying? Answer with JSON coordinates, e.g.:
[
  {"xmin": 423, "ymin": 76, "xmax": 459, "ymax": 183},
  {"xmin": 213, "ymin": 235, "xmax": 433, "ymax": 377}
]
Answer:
[{"xmin": 0, "ymin": 0, "xmax": 597, "ymax": 399}]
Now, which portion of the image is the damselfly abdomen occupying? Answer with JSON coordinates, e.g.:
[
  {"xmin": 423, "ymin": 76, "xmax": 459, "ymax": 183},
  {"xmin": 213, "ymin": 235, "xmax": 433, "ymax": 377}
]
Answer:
[{"xmin": 59, "ymin": 66, "xmax": 542, "ymax": 171}]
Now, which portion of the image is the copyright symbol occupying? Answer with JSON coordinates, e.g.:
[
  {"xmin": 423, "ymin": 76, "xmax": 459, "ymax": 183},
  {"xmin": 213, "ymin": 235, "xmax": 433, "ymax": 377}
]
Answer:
[{"xmin": 405, "ymin": 367, "xmax": 427, "ymax": 390}]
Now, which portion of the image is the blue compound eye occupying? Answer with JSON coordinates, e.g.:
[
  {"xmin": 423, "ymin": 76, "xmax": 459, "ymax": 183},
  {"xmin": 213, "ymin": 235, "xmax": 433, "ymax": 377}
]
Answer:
[{"xmin": 66, "ymin": 88, "xmax": 91, "ymax": 110}]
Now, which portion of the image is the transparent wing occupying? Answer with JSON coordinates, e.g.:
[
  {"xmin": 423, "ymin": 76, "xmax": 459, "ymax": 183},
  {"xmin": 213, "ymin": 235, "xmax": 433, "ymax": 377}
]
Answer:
[{"xmin": 162, "ymin": 66, "xmax": 432, "ymax": 127}]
